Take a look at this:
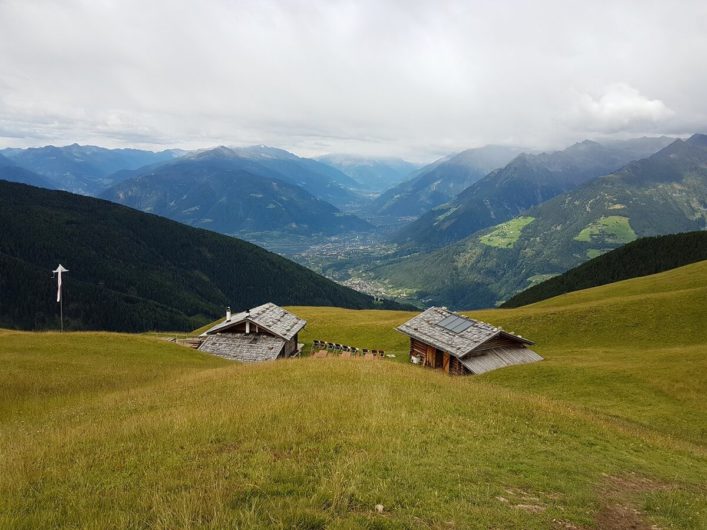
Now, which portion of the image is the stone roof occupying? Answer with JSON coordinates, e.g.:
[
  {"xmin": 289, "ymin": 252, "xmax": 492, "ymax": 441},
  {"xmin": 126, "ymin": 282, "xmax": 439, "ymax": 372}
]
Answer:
[
  {"xmin": 459, "ymin": 346, "xmax": 543, "ymax": 374},
  {"xmin": 198, "ymin": 333, "xmax": 286, "ymax": 362},
  {"xmin": 202, "ymin": 303, "xmax": 306, "ymax": 341},
  {"xmin": 396, "ymin": 306, "xmax": 533, "ymax": 358}
]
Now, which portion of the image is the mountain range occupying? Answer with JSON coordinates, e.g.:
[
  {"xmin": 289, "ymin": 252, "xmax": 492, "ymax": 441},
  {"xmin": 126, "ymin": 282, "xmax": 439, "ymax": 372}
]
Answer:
[
  {"xmin": 3, "ymin": 134, "xmax": 705, "ymax": 314},
  {"xmin": 394, "ymin": 136, "xmax": 675, "ymax": 249},
  {"xmin": 371, "ymin": 145, "xmax": 525, "ymax": 218},
  {"xmin": 0, "ymin": 144, "xmax": 182, "ymax": 194},
  {"xmin": 0, "ymin": 180, "xmax": 404, "ymax": 332},
  {"xmin": 369, "ymin": 134, "xmax": 707, "ymax": 308},
  {"xmin": 101, "ymin": 147, "xmax": 372, "ymax": 237},
  {"xmin": 224, "ymin": 145, "xmax": 364, "ymax": 208},
  {"xmin": 0, "ymin": 143, "xmax": 366, "ymax": 208},
  {"xmin": 0, "ymin": 153, "xmax": 54, "ymax": 188}
]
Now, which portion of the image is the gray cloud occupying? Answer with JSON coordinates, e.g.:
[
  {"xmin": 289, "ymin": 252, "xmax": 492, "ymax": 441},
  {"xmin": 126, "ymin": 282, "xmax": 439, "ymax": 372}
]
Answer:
[{"xmin": 0, "ymin": 0, "xmax": 705, "ymax": 161}]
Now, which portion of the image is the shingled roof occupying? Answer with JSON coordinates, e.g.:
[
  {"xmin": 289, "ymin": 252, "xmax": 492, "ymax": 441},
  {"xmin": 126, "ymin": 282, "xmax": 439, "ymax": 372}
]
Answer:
[
  {"xmin": 396, "ymin": 306, "xmax": 533, "ymax": 358},
  {"xmin": 198, "ymin": 333, "xmax": 286, "ymax": 363},
  {"xmin": 201, "ymin": 303, "xmax": 306, "ymax": 340}
]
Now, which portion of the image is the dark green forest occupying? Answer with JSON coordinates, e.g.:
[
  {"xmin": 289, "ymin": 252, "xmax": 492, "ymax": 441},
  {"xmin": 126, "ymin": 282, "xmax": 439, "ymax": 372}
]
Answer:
[
  {"xmin": 502, "ymin": 231, "xmax": 707, "ymax": 307},
  {"xmin": 0, "ymin": 181, "xmax": 405, "ymax": 332}
]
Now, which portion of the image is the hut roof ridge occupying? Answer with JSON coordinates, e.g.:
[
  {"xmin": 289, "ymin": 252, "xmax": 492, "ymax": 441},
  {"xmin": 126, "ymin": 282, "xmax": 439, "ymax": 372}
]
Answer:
[{"xmin": 201, "ymin": 302, "xmax": 306, "ymax": 340}]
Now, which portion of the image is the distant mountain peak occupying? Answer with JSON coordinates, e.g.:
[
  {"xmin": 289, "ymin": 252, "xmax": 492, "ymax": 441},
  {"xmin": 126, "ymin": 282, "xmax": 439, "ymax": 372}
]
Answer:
[
  {"xmin": 569, "ymin": 139, "xmax": 603, "ymax": 150},
  {"xmin": 686, "ymin": 133, "xmax": 707, "ymax": 149},
  {"xmin": 372, "ymin": 145, "xmax": 525, "ymax": 218},
  {"xmin": 231, "ymin": 145, "xmax": 299, "ymax": 160},
  {"xmin": 190, "ymin": 146, "xmax": 240, "ymax": 160}
]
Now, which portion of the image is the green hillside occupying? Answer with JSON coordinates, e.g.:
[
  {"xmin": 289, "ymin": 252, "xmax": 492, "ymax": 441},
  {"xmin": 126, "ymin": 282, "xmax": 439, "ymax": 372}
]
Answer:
[
  {"xmin": 0, "ymin": 181, "xmax": 400, "ymax": 332},
  {"xmin": 372, "ymin": 134, "xmax": 707, "ymax": 308},
  {"xmin": 503, "ymin": 231, "xmax": 707, "ymax": 307},
  {"xmin": 1, "ymin": 261, "xmax": 705, "ymax": 528},
  {"xmin": 394, "ymin": 137, "xmax": 673, "ymax": 249}
]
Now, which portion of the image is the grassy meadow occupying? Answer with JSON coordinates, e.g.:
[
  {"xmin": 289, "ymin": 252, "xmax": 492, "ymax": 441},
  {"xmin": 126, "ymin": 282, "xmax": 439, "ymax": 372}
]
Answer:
[
  {"xmin": 478, "ymin": 216, "xmax": 536, "ymax": 248},
  {"xmin": 1, "ymin": 261, "xmax": 706, "ymax": 528}
]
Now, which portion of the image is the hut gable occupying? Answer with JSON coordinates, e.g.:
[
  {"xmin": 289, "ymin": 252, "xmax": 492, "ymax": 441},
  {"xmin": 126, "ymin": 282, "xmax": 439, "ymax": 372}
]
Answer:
[
  {"xmin": 396, "ymin": 307, "xmax": 541, "ymax": 375},
  {"xmin": 201, "ymin": 302, "xmax": 306, "ymax": 340}
]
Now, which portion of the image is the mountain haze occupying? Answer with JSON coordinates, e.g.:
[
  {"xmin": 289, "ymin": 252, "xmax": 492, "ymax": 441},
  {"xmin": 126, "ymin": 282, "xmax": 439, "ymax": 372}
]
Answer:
[
  {"xmin": 371, "ymin": 145, "xmax": 525, "ymax": 218},
  {"xmin": 316, "ymin": 154, "xmax": 420, "ymax": 192}
]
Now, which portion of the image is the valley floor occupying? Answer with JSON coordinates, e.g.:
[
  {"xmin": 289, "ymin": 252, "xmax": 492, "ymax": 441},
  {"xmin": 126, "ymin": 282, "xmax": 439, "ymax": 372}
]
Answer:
[{"xmin": 1, "ymin": 261, "xmax": 706, "ymax": 528}]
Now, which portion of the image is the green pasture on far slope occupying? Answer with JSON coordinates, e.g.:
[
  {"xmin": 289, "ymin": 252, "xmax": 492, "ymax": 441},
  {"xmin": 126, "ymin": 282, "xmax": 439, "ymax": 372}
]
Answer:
[{"xmin": 1, "ymin": 260, "xmax": 706, "ymax": 528}]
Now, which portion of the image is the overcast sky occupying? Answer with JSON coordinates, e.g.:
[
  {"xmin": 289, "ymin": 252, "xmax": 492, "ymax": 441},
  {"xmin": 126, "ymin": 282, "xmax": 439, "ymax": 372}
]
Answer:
[{"xmin": 0, "ymin": 0, "xmax": 705, "ymax": 161}]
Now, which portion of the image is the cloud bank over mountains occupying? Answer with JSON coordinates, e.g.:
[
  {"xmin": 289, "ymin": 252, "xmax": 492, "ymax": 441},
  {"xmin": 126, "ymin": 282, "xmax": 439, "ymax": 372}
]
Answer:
[
  {"xmin": 0, "ymin": 0, "xmax": 705, "ymax": 160},
  {"xmin": 573, "ymin": 83, "xmax": 675, "ymax": 134}
]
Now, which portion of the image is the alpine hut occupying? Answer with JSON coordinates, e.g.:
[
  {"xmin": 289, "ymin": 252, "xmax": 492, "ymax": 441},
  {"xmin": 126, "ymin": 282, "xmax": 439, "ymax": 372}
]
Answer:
[
  {"xmin": 198, "ymin": 303, "xmax": 306, "ymax": 362},
  {"xmin": 396, "ymin": 307, "xmax": 541, "ymax": 375}
]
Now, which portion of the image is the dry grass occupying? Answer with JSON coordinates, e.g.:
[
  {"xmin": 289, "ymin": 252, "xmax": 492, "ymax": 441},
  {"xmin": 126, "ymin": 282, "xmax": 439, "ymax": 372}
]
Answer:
[{"xmin": 1, "ymin": 261, "xmax": 706, "ymax": 528}]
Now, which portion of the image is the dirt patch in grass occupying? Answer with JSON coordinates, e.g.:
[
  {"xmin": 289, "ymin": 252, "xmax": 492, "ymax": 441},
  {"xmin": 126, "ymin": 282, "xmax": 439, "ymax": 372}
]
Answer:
[
  {"xmin": 594, "ymin": 473, "xmax": 669, "ymax": 530},
  {"xmin": 498, "ymin": 487, "xmax": 550, "ymax": 514}
]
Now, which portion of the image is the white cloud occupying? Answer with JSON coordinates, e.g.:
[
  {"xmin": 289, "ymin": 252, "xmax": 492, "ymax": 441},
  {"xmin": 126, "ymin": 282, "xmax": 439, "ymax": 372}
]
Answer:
[
  {"xmin": 573, "ymin": 83, "xmax": 674, "ymax": 133},
  {"xmin": 0, "ymin": 0, "xmax": 705, "ymax": 160}
]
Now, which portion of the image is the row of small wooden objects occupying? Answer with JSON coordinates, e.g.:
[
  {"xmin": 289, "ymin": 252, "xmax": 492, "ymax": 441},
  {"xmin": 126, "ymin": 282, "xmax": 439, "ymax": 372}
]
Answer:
[{"xmin": 310, "ymin": 340, "xmax": 386, "ymax": 358}]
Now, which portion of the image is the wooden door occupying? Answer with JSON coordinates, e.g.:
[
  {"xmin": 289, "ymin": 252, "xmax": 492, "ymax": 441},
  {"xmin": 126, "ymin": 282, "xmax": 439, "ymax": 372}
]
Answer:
[{"xmin": 443, "ymin": 352, "xmax": 450, "ymax": 373}]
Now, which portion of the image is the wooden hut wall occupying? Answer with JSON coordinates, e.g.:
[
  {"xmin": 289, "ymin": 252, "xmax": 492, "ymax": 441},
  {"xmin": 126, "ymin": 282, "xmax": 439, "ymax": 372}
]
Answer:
[
  {"xmin": 282, "ymin": 337, "xmax": 297, "ymax": 356},
  {"xmin": 410, "ymin": 338, "xmax": 468, "ymax": 373},
  {"xmin": 449, "ymin": 355, "xmax": 468, "ymax": 375},
  {"xmin": 410, "ymin": 338, "xmax": 428, "ymax": 359}
]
